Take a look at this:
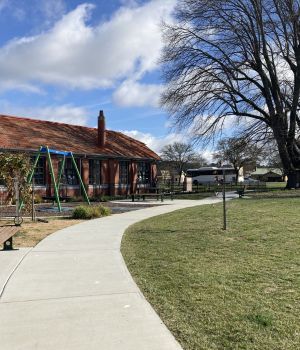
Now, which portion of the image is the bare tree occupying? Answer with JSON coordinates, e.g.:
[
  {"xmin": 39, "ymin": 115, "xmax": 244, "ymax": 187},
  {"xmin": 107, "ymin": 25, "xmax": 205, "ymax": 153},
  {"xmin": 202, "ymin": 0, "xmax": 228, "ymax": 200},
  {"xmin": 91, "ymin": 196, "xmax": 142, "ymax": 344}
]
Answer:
[
  {"xmin": 161, "ymin": 0, "xmax": 300, "ymax": 188},
  {"xmin": 263, "ymin": 140, "xmax": 285, "ymax": 173},
  {"xmin": 160, "ymin": 142, "xmax": 198, "ymax": 184},
  {"xmin": 214, "ymin": 137, "xmax": 263, "ymax": 184}
]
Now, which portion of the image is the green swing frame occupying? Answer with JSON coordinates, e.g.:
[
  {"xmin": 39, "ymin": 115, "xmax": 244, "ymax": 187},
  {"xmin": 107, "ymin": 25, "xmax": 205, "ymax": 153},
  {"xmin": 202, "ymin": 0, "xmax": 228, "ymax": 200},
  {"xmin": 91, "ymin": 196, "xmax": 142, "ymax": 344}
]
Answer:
[{"xmin": 22, "ymin": 146, "xmax": 90, "ymax": 212}]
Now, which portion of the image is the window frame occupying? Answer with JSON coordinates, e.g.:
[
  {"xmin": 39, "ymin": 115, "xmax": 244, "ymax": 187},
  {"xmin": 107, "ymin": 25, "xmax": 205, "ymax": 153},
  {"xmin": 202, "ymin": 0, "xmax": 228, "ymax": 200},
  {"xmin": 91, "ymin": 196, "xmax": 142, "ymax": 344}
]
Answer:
[
  {"xmin": 31, "ymin": 156, "xmax": 46, "ymax": 186},
  {"xmin": 137, "ymin": 162, "xmax": 151, "ymax": 184},
  {"xmin": 89, "ymin": 159, "xmax": 101, "ymax": 185},
  {"xmin": 119, "ymin": 161, "xmax": 130, "ymax": 185},
  {"xmin": 62, "ymin": 157, "xmax": 80, "ymax": 186}
]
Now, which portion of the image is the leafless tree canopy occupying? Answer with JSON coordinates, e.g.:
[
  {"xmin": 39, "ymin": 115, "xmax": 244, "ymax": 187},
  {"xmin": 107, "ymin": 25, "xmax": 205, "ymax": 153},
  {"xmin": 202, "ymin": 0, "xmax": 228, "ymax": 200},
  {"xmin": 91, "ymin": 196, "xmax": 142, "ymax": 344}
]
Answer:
[
  {"xmin": 214, "ymin": 137, "xmax": 264, "ymax": 183},
  {"xmin": 161, "ymin": 0, "xmax": 300, "ymax": 186},
  {"xmin": 160, "ymin": 142, "xmax": 198, "ymax": 183}
]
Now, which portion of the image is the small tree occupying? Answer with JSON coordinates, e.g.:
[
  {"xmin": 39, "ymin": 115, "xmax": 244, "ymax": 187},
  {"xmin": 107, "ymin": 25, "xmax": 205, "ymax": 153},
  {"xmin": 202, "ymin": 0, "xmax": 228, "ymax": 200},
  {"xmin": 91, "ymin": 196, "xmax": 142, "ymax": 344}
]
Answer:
[
  {"xmin": 160, "ymin": 142, "xmax": 198, "ymax": 184},
  {"xmin": 186, "ymin": 154, "xmax": 208, "ymax": 170},
  {"xmin": 0, "ymin": 153, "xmax": 32, "ymax": 208},
  {"xmin": 214, "ymin": 137, "xmax": 263, "ymax": 184}
]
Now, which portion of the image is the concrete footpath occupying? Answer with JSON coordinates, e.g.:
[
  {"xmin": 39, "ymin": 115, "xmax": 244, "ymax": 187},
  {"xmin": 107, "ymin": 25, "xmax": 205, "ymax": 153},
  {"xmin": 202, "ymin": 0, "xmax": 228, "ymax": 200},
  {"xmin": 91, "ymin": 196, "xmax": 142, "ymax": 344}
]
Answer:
[{"xmin": 0, "ymin": 197, "xmax": 227, "ymax": 350}]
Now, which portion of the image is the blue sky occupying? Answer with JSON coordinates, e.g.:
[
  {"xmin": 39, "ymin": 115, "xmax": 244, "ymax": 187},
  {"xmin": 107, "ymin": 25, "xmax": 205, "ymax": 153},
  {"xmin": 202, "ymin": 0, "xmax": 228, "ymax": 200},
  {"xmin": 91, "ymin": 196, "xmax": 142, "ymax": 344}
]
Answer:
[{"xmin": 0, "ymin": 0, "xmax": 196, "ymax": 153}]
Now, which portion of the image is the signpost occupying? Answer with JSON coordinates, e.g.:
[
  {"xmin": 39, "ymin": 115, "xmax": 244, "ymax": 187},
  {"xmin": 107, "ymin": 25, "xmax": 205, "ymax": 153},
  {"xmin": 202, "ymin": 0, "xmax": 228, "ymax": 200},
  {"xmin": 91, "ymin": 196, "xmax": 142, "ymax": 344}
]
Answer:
[{"xmin": 222, "ymin": 169, "xmax": 227, "ymax": 230}]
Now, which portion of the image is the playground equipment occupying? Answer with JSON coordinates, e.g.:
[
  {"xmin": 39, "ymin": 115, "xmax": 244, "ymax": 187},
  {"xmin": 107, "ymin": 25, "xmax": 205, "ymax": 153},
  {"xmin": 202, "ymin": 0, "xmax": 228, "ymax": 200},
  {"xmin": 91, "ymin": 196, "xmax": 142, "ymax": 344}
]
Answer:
[{"xmin": 22, "ymin": 146, "xmax": 90, "ymax": 212}]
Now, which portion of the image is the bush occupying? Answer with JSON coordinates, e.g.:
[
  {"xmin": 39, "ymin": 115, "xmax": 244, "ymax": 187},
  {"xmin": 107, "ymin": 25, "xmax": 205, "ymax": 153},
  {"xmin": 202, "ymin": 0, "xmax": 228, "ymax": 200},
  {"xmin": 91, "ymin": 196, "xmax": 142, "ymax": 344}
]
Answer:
[
  {"xmin": 89, "ymin": 195, "xmax": 109, "ymax": 202},
  {"xmin": 34, "ymin": 194, "xmax": 43, "ymax": 204},
  {"xmin": 66, "ymin": 196, "xmax": 83, "ymax": 203},
  {"xmin": 72, "ymin": 205, "xmax": 111, "ymax": 219}
]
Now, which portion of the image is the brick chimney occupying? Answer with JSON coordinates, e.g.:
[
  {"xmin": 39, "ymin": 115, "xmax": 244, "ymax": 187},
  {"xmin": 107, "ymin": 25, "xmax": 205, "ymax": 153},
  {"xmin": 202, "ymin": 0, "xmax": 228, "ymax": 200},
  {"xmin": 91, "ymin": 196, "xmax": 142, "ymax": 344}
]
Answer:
[{"xmin": 98, "ymin": 110, "xmax": 106, "ymax": 147}]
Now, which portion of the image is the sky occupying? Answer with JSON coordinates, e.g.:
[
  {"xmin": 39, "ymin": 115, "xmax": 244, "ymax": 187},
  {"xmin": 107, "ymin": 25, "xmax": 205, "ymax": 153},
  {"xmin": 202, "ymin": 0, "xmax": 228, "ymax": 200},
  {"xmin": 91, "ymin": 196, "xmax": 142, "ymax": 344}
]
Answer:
[{"xmin": 0, "ymin": 0, "xmax": 202, "ymax": 155}]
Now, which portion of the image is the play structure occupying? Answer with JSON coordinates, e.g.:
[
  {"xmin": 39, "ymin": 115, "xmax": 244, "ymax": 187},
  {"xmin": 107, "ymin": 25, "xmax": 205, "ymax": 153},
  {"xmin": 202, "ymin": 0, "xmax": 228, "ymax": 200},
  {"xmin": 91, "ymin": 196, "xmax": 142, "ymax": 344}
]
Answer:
[{"xmin": 24, "ymin": 146, "xmax": 90, "ymax": 212}]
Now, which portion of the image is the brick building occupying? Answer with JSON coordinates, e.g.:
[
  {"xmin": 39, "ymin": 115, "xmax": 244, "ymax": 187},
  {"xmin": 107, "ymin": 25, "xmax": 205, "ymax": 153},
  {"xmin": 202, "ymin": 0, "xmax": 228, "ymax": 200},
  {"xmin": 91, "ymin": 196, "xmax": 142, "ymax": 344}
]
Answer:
[{"xmin": 0, "ymin": 111, "xmax": 160, "ymax": 198}]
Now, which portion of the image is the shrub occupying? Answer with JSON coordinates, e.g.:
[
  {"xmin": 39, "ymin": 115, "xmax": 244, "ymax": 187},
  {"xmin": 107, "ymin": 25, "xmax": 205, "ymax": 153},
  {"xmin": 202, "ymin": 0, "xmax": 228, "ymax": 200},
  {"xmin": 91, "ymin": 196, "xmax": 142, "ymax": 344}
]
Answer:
[
  {"xmin": 72, "ymin": 205, "xmax": 111, "ymax": 219},
  {"xmin": 98, "ymin": 205, "xmax": 111, "ymax": 216},
  {"xmin": 89, "ymin": 195, "xmax": 108, "ymax": 202},
  {"xmin": 34, "ymin": 194, "xmax": 43, "ymax": 204},
  {"xmin": 66, "ymin": 196, "xmax": 83, "ymax": 203},
  {"xmin": 99, "ymin": 195, "xmax": 109, "ymax": 202}
]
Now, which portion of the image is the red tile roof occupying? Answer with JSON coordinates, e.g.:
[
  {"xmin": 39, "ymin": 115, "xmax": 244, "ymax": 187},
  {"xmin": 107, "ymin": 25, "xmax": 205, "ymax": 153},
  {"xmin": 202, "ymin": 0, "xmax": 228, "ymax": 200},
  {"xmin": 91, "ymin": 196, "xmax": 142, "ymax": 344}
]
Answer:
[{"xmin": 0, "ymin": 114, "xmax": 160, "ymax": 160}]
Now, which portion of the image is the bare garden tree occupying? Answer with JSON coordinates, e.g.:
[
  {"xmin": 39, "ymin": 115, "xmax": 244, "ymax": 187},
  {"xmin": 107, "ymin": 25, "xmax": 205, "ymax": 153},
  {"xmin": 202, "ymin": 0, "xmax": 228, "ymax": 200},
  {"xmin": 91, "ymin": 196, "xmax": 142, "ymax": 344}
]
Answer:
[
  {"xmin": 160, "ymin": 142, "xmax": 198, "ymax": 184},
  {"xmin": 161, "ymin": 0, "xmax": 300, "ymax": 188},
  {"xmin": 214, "ymin": 137, "xmax": 263, "ymax": 184}
]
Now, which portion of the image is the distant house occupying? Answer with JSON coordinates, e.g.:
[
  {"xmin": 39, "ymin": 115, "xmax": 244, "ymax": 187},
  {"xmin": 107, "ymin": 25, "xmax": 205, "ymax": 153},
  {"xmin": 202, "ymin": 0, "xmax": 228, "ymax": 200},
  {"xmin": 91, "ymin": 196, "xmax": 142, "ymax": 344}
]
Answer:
[
  {"xmin": 0, "ymin": 111, "xmax": 160, "ymax": 198},
  {"xmin": 250, "ymin": 167, "xmax": 284, "ymax": 182}
]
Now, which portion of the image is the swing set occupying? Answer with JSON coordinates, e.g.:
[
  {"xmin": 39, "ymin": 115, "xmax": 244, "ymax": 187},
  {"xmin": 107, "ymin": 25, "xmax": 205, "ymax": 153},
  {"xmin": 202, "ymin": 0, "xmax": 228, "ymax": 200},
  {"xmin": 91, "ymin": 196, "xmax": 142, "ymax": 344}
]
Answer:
[{"xmin": 22, "ymin": 146, "xmax": 90, "ymax": 212}]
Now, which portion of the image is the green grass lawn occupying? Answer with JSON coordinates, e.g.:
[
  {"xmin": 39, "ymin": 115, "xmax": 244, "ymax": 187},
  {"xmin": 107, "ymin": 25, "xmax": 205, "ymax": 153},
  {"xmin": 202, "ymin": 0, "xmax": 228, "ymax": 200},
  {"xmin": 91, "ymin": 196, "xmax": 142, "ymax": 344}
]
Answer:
[
  {"xmin": 121, "ymin": 198, "xmax": 300, "ymax": 350},
  {"xmin": 266, "ymin": 182, "xmax": 286, "ymax": 188},
  {"xmin": 247, "ymin": 189, "xmax": 300, "ymax": 199},
  {"xmin": 173, "ymin": 192, "xmax": 215, "ymax": 200}
]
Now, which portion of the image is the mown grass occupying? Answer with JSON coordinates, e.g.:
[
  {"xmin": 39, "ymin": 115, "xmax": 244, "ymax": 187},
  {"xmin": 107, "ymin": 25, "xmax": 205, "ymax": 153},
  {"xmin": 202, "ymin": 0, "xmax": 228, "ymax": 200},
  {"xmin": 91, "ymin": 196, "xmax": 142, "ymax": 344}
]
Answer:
[
  {"xmin": 266, "ymin": 182, "xmax": 286, "ymax": 188},
  {"xmin": 247, "ymin": 189, "xmax": 300, "ymax": 199},
  {"xmin": 121, "ymin": 198, "xmax": 300, "ymax": 350},
  {"xmin": 173, "ymin": 192, "xmax": 215, "ymax": 200}
]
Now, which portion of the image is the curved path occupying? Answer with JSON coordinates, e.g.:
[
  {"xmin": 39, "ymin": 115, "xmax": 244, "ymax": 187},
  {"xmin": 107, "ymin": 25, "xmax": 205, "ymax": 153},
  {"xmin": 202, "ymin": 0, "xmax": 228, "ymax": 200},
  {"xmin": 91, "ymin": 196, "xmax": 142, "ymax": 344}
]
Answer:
[{"xmin": 0, "ymin": 197, "xmax": 227, "ymax": 350}]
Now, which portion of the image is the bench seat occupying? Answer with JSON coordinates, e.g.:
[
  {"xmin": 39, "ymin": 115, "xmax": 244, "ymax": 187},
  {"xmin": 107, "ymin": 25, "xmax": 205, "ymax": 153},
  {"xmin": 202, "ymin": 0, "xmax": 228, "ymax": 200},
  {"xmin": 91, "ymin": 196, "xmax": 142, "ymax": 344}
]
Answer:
[
  {"xmin": 0, "ymin": 227, "xmax": 19, "ymax": 250},
  {"xmin": 130, "ymin": 192, "xmax": 175, "ymax": 202}
]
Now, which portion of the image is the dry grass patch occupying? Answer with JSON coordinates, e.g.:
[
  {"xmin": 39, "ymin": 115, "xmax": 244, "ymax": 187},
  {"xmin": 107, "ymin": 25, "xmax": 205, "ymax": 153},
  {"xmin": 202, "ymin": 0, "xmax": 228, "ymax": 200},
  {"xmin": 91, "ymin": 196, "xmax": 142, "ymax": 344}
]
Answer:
[{"xmin": 1, "ymin": 218, "xmax": 83, "ymax": 248}]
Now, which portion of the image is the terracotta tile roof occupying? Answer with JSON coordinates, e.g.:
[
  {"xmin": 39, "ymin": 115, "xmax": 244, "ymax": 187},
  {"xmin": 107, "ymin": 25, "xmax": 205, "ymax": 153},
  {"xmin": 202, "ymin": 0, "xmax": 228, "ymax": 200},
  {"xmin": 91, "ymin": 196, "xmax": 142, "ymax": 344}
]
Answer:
[{"xmin": 0, "ymin": 114, "xmax": 160, "ymax": 160}]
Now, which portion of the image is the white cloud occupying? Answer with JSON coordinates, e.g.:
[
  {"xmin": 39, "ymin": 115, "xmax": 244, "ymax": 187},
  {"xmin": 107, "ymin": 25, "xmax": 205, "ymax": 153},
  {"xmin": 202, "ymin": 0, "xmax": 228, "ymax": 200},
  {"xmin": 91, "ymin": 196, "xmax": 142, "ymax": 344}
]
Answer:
[
  {"xmin": 201, "ymin": 150, "xmax": 214, "ymax": 163},
  {"xmin": 0, "ymin": 0, "xmax": 8, "ymax": 11},
  {"xmin": 0, "ymin": 0, "xmax": 66, "ymax": 23},
  {"xmin": 0, "ymin": 0, "xmax": 176, "ymax": 92},
  {"xmin": 121, "ymin": 129, "xmax": 215, "ymax": 161},
  {"xmin": 0, "ymin": 102, "xmax": 89, "ymax": 125},
  {"xmin": 113, "ymin": 80, "xmax": 163, "ymax": 107},
  {"xmin": 40, "ymin": 0, "xmax": 66, "ymax": 21},
  {"xmin": 121, "ymin": 129, "xmax": 187, "ymax": 153}
]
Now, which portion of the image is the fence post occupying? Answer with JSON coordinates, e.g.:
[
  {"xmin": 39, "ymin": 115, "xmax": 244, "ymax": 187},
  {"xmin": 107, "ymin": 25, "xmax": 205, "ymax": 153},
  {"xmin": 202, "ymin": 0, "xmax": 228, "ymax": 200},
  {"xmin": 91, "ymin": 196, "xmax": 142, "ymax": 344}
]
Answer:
[
  {"xmin": 14, "ymin": 177, "xmax": 21, "ymax": 226},
  {"xmin": 31, "ymin": 178, "xmax": 36, "ymax": 222}
]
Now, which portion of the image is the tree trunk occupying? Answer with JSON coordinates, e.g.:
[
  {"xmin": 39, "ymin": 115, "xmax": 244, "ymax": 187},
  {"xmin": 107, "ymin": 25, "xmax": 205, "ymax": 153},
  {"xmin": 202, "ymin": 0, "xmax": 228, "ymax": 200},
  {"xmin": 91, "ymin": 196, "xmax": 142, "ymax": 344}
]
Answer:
[
  {"xmin": 272, "ymin": 125, "xmax": 300, "ymax": 189},
  {"xmin": 286, "ymin": 170, "xmax": 300, "ymax": 189},
  {"xmin": 234, "ymin": 168, "xmax": 239, "ymax": 186}
]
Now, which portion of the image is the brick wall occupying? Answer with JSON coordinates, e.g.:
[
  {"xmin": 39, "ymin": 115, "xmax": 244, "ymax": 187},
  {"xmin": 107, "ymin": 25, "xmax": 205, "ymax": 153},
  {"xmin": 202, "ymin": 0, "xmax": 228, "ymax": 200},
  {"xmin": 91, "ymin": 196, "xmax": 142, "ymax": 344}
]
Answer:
[{"xmin": 0, "ymin": 154, "xmax": 158, "ymax": 199}]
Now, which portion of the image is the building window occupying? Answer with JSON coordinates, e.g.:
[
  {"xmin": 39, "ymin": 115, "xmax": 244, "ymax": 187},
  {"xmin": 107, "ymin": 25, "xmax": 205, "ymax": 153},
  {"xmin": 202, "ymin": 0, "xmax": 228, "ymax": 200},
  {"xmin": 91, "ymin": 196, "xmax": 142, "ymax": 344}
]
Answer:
[
  {"xmin": 119, "ymin": 161, "xmax": 130, "ymax": 185},
  {"xmin": 89, "ymin": 159, "xmax": 101, "ymax": 185},
  {"xmin": 63, "ymin": 158, "xmax": 79, "ymax": 185},
  {"xmin": 31, "ymin": 156, "xmax": 46, "ymax": 185},
  {"xmin": 137, "ymin": 162, "xmax": 150, "ymax": 184}
]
